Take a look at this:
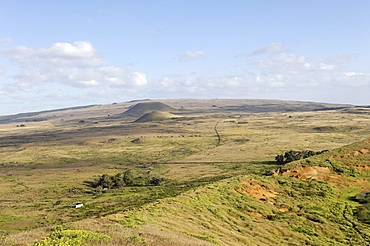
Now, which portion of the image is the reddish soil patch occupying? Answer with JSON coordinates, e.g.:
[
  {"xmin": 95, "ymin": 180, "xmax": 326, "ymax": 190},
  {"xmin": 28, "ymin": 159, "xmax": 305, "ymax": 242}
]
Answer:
[
  {"xmin": 248, "ymin": 211, "xmax": 265, "ymax": 218},
  {"xmin": 278, "ymin": 207, "xmax": 290, "ymax": 212},
  {"xmin": 354, "ymin": 179, "xmax": 370, "ymax": 193},
  {"xmin": 279, "ymin": 166, "xmax": 352, "ymax": 188},
  {"xmin": 360, "ymin": 148, "xmax": 370, "ymax": 154},
  {"xmin": 238, "ymin": 180, "xmax": 278, "ymax": 203},
  {"xmin": 353, "ymin": 149, "xmax": 370, "ymax": 156},
  {"xmin": 334, "ymin": 148, "xmax": 370, "ymax": 158},
  {"xmin": 279, "ymin": 165, "xmax": 370, "ymax": 189},
  {"xmin": 281, "ymin": 166, "xmax": 332, "ymax": 181}
]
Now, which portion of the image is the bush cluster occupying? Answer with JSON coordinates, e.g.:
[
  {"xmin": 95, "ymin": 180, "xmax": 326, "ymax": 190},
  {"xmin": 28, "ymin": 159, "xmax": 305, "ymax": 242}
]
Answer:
[
  {"xmin": 31, "ymin": 229, "xmax": 111, "ymax": 246},
  {"xmin": 275, "ymin": 150, "xmax": 328, "ymax": 165},
  {"xmin": 354, "ymin": 192, "xmax": 370, "ymax": 223},
  {"xmin": 92, "ymin": 170, "xmax": 162, "ymax": 189}
]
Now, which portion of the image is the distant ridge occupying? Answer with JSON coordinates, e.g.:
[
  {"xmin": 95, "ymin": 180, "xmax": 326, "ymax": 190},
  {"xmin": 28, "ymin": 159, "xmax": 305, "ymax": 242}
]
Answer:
[
  {"xmin": 0, "ymin": 104, "xmax": 98, "ymax": 124},
  {"xmin": 122, "ymin": 102, "xmax": 175, "ymax": 117}
]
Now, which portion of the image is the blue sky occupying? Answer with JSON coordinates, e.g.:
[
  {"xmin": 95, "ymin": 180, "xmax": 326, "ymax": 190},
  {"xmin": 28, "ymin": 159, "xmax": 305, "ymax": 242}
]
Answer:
[{"xmin": 0, "ymin": 1, "xmax": 369, "ymax": 115}]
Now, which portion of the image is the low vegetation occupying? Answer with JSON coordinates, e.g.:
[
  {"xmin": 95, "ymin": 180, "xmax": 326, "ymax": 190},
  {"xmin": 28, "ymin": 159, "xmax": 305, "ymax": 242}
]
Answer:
[
  {"xmin": 0, "ymin": 99, "xmax": 370, "ymax": 245},
  {"xmin": 31, "ymin": 227, "xmax": 111, "ymax": 246},
  {"xmin": 354, "ymin": 192, "xmax": 370, "ymax": 224},
  {"xmin": 91, "ymin": 170, "xmax": 162, "ymax": 189},
  {"xmin": 275, "ymin": 149, "xmax": 328, "ymax": 164}
]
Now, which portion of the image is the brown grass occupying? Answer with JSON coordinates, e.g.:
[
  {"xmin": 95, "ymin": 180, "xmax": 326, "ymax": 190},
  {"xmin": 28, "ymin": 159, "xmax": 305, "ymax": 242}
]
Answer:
[{"xmin": 1, "ymin": 99, "xmax": 370, "ymax": 244}]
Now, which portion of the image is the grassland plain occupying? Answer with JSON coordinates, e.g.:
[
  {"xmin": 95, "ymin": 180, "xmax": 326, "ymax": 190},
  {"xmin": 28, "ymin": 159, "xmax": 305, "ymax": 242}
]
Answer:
[{"xmin": 0, "ymin": 99, "xmax": 370, "ymax": 245}]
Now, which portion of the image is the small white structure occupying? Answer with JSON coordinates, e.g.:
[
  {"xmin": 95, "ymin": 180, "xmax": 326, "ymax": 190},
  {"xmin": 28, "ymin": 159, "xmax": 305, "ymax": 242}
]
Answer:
[{"xmin": 70, "ymin": 203, "xmax": 84, "ymax": 208}]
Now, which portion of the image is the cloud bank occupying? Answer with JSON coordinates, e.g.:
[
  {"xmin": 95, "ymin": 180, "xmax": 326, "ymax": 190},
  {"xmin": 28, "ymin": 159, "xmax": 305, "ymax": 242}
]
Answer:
[
  {"xmin": 0, "ymin": 41, "xmax": 369, "ymax": 114},
  {"xmin": 154, "ymin": 43, "xmax": 370, "ymax": 102},
  {"xmin": 0, "ymin": 41, "xmax": 147, "ymax": 91}
]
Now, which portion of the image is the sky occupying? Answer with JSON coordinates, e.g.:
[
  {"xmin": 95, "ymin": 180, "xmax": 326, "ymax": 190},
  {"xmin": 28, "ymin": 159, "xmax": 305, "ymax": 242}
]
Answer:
[{"xmin": 0, "ymin": 0, "xmax": 370, "ymax": 115}]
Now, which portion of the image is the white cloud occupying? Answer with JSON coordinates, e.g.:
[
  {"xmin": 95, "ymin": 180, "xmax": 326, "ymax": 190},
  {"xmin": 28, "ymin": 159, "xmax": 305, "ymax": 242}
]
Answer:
[
  {"xmin": 0, "ymin": 38, "xmax": 12, "ymax": 46},
  {"xmin": 2, "ymin": 41, "xmax": 105, "ymax": 68},
  {"xmin": 256, "ymin": 52, "xmax": 336, "ymax": 76},
  {"xmin": 0, "ymin": 41, "xmax": 148, "ymax": 91},
  {"xmin": 175, "ymin": 51, "xmax": 206, "ymax": 62},
  {"xmin": 340, "ymin": 72, "xmax": 370, "ymax": 86},
  {"xmin": 251, "ymin": 43, "xmax": 284, "ymax": 56},
  {"xmin": 130, "ymin": 72, "xmax": 147, "ymax": 86},
  {"xmin": 185, "ymin": 51, "xmax": 205, "ymax": 59},
  {"xmin": 344, "ymin": 72, "xmax": 365, "ymax": 77},
  {"xmin": 242, "ymin": 44, "xmax": 359, "ymax": 90},
  {"xmin": 154, "ymin": 75, "xmax": 256, "ymax": 97},
  {"xmin": 1, "ymin": 40, "xmax": 369, "ymax": 114},
  {"xmin": 236, "ymin": 43, "xmax": 284, "ymax": 58},
  {"xmin": 79, "ymin": 80, "xmax": 100, "ymax": 87},
  {"xmin": 150, "ymin": 43, "xmax": 369, "ymax": 100}
]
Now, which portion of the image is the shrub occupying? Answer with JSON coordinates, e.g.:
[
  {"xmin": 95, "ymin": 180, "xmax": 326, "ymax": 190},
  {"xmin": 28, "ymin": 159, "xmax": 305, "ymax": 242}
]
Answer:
[
  {"xmin": 275, "ymin": 150, "xmax": 328, "ymax": 164},
  {"xmin": 125, "ymin": 235, "xmax": 146, "ymax": 244},
  {"xmin": 31, "ymin": 229, "xmax": 111, "ymax": 246},
  {"xmin": 91, "ymin": 170, "xmax": 162, "ymax": 189},
  {"xmin": 354, "ymin": 192, "xmax": 370, "ymax": 204},
  {"xmin": 354, "ymin": 192, "xmax": 370, "ymax": 224},
  {"xmin": 149, "ymin": 176, "xmax": 162, "ymax": 186}
]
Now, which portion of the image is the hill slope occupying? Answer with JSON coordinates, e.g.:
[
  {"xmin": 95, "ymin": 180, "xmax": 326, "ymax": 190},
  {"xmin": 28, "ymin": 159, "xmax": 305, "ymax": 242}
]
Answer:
[
  {"xmin": 121, "ymin": 102, "xmax": 175, "ymax": 117},
  {"xmin": 100, "ymin": 139, "xmax": 370, "ymax": 245},
  {"xmin": 1, "ymin": 99, "xmax": 370, "ymax": 245},
  {"xmin": 134, "ymin": 111, "xmax": 177, "ymax": 122},
  {"xmin": 3, "ymin": 139, "xmax": 370, "ymax": 245}
]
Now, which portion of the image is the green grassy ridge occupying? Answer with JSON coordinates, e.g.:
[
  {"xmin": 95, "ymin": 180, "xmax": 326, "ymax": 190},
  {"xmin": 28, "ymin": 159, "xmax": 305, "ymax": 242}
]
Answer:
[
  {"xmin": 275, "ymin": 139, "xmax": 370, "ymax": 175},
  {"xmin": 2, "ymin": 139, "xmax": 370, "ymax": 245},
  {"xmin": 105, "ymin": 174, "xmax": 370, "ymax": 245},
  {"xmin": 1, "ymin": 102, "xmax": 370, "ymax": 244},
  {"xmin": 0, "ymin": 171, "xmax": 232, "ymax": 230},
  {"xmin": 95, "ymin": 140, "xmax": 370, "ymax": 245}
]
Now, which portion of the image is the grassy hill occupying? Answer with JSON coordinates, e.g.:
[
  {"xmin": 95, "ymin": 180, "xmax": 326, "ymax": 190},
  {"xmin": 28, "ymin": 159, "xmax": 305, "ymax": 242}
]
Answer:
[
  {"xmin": 0, "ymin": 99, "xmax": 370, "ymax": 245},
  {"xmin": 121, "ymin": 102, "xmax": 176, "ymax": 118},
  {"xmin": 2, "ymin": 139, "xmax": 370, "ymax": 245},
  {"xmin": 134, "ymin": 111, "xmax": 177, "ymax": 122},
  {"xmin": 101, "ymin": 138, "xmax": 370, "ymax": 245}
]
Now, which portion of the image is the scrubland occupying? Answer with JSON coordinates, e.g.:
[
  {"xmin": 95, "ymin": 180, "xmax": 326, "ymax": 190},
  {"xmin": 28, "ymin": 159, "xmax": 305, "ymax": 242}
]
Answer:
[{"xmin": 1, "ymin": 99, "xmax": 370, "ymax": 245}]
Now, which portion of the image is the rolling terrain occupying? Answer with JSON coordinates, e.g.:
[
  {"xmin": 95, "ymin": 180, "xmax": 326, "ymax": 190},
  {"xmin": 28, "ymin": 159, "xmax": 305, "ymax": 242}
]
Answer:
[{"xmin": 0, "ymin": 99, "xmax": 370, "ymax": 245}]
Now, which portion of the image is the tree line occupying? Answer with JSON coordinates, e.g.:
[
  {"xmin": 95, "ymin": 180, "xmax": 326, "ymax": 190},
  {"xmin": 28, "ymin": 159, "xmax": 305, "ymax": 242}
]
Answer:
[
  {"xmin": 91, "ymin": 170, "xmax": 162, "ymax": 190},
  {"xmin": 275, "ymin": 150, "xmax": 328, "ymax": 165}
]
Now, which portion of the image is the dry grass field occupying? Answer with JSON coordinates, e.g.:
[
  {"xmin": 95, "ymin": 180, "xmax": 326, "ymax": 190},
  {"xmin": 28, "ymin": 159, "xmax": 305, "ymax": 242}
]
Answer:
[{"xmin": 1, "ymin": 99, "xmax": 370, "ymax": 245}]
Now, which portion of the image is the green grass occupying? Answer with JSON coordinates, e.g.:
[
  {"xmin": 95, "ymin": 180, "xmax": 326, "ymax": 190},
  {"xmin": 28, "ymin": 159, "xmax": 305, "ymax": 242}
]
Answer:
[
  {"xmin": 1, "ymin": 99, "xmax": 370, "ymax": 245},
  {"xmin": 31, "ymin": 228, "xmax": 111, "ymax": 246},
  {"xmin": 98, "ymin": 173, "xmax": 370, "ymax": 245}
]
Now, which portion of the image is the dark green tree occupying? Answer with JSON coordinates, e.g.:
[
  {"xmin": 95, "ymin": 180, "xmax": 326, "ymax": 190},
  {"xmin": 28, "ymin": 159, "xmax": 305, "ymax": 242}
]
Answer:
[
  {"xmin": 275, "ymin": 154, "xmax": 284, "ymax": 165},
  {"xmin": 98, "ymin": 174, "xmax": 114, "ymax": 189},
  {"xmin": 114, "ymin": 172, "xmax": 125, "ymax": 187},
  {"xmin": 149, "ymin": 176, "xmax": 162, "ymax": 186},
  {"xmin": 275, "ymin": 149, "xmax": 328, "ymax": 165},
  {"xmin": 123, "ymin": 170, "xmax": 134, "ymax": 186}
]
